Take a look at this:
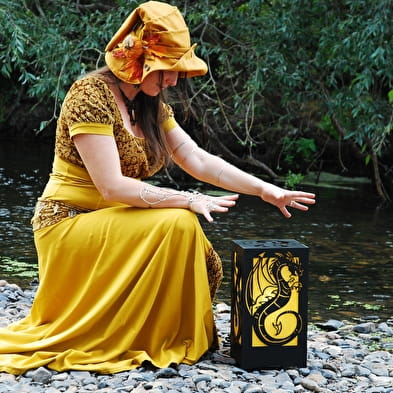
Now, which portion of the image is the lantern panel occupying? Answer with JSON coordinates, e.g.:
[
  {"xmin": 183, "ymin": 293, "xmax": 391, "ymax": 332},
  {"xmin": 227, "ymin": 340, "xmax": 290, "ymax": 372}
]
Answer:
[{"xmin": 230, "ymin": 239, "xmax": 309, "ymax": 370}]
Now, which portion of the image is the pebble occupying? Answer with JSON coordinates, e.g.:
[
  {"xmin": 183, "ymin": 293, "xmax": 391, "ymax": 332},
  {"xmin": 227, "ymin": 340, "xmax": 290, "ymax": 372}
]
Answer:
[{"xmin": 0, "ymin": 281, "xmax": 392, "ymax": 392}]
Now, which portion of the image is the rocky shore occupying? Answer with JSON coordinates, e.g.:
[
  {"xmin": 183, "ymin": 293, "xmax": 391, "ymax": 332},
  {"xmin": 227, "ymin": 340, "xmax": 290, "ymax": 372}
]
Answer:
[{"xmin": 0, "ymin": 280, "xmax": 392, "ymax": 393}]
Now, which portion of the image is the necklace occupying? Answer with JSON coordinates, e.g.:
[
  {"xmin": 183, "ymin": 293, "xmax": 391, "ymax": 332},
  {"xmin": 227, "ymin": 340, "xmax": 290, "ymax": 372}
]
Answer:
[{"xmin": 119, "ymin": 87, "xmax": 137, "ymax": 125}]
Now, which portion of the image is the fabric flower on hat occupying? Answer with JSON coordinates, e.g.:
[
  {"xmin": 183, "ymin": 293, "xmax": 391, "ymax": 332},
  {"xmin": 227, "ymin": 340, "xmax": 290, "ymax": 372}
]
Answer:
[{"xmin": 111, "ymin": 33, "xmax": 162, "ymax": 81}]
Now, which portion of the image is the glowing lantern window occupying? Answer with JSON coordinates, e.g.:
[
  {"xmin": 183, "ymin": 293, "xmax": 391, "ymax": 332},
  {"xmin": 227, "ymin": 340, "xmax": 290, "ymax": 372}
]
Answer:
[{"xmin": 231, "ymin": 239, "xmax": 309, "ymax": 369}]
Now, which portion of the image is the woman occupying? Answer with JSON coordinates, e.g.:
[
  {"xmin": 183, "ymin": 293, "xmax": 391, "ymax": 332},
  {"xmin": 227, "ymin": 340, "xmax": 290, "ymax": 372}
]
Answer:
[{"xmin": 0, "ymin": 1, "xmax": 315, "ymax": 374}]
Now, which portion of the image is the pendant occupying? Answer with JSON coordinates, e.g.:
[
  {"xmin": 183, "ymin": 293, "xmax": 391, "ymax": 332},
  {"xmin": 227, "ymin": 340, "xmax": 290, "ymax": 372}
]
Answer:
[{"xmin": 119, "ymin": 86, "xmax": 137, "ymax": 125}]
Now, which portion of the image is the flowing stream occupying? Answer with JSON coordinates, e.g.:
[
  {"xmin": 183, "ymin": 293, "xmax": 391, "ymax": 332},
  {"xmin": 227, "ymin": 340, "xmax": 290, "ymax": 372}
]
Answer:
[{"xmin": 1, "ymin": 139, "xmax": 392, "ymax": 323}]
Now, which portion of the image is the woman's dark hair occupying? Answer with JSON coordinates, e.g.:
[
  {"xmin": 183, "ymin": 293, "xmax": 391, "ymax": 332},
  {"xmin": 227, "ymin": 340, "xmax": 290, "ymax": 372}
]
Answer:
[
  {"xmin": 85, "ymin": 66, "xmax": 175, "ymax": 168},
  {"xmin": 133, "ymin": 80, "xmax": 171, "ymax": 168}
]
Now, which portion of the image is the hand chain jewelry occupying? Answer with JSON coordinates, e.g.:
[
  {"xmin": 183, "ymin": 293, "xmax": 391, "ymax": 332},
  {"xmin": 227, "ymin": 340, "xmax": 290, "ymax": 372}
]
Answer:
[
  {"xmin": 186, "ymin": 190, "xmax": 212, "ymax": 211},
  {"xmin": 187, "ymin": 191, "xmax": 217, "ymax": 211},
  {"xmin": 139, "ymin": 185, "xmax": 176, "ymax": 206},
  {"xmin": 139, "ymin": 184, "xmax": 215, "ymax": 212}
]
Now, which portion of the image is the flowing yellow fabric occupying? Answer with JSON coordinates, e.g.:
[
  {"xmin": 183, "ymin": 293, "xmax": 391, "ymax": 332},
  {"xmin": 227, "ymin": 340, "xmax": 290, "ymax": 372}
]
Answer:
[
  {"xmin": 39, "ymin": 155, "xmax": 127, "ymax": 210},
  {"xmin": 0, "ymin": 205, "xmax": 215, "ymax": 374},
  {"xmin": 0, "ymin": 75, "xmax": 221, "ymax": 374}
]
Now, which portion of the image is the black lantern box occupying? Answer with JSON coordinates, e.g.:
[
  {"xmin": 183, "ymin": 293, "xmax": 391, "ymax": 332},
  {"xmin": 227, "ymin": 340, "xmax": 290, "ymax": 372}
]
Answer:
[{"xmin": 231, "ymin": 239, "xmax": 309, "ymax": 370}]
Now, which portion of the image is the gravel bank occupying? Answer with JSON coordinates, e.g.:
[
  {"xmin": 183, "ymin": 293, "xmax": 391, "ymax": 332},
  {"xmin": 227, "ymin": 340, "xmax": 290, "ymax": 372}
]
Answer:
[{"xmin": 0, "ymin": 280, "xmax": 392, "ymax": 393}]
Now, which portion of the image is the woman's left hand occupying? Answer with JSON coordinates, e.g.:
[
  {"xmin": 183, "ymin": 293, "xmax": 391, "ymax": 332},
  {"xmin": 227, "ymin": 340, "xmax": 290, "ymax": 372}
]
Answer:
[{"xmin": 260, "ymin": 183, "xmax": 316, "ymax": 218}]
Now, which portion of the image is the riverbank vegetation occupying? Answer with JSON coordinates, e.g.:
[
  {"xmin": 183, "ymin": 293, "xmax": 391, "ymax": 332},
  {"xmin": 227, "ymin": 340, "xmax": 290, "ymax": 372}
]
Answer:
[{"xmin": 0, "ymin": 0, "xmax": 392, "ymax": 200}]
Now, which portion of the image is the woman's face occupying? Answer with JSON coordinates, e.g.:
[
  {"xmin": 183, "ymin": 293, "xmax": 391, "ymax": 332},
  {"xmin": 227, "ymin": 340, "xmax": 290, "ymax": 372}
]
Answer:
[{"xmin": 140, "ymin": 71, "xmax": 179, "ymax": 96}]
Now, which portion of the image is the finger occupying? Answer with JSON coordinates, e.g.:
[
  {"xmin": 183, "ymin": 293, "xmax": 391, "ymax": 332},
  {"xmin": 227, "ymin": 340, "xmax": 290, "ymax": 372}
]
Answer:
[
  {"xmin": 215, "ymin": 206, "xmax": 229, "ymax": 213},
  {"xmin": 290, "ymin": 202, "xmax": 309, "ymax": 211},
  {"xmin": 206, "ymin": 195, "xmax": 237, "ymax": 208},
  {"xmin": 224, "ymin": 194, "xmax": 239, "ymax": 200},
  {"xmin": 291, "ymin": 192, "xmax": 315, "ymax": 198},
  {"xmin": 280, "ymin": 206, "xmax": 292, "ymax": 219},
  {"xmin": 287, "ymin": 196, "xmax": 315, "ymax": 206},
  {"xmin": 203, "ymin": 211, "xmax": 214, "ymax": 223},
  {"xmin": 218, "ymin": 194, "xmax": 238, "ymax": 202},
  {"xmin": 296, "ymin": 197, "xmax": 316, "ymax": 205},
  {"xmin": 290, "ymin": 194, "xmax": 316, "ymax": 204},
  {"xmin": 218, "ymin": 200, "xmax": 236, "ymax": 208},
  {"xmin": 209, "ymin": 202, "xmax": 229, "ymax": 213}
]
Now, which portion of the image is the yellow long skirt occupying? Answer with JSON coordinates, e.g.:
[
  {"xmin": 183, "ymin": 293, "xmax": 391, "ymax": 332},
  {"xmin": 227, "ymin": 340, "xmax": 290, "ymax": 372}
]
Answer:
[{"xmin": 0, "ymin": 206, "xmax": 222, "ymax": 374}]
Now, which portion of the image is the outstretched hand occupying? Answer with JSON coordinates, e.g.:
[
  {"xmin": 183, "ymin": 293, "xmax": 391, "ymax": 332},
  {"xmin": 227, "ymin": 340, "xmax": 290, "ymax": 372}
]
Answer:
[
  {"xmin": 189, "ymin": 193, "xmax": 239, "ymax": 223},
  {"xmin": 188, "ymin": 183, "xmax": 315, "ymax": 222},
  {"xmin": 260, "ymin": 183, "xmax": 316, "ymax": 218}
]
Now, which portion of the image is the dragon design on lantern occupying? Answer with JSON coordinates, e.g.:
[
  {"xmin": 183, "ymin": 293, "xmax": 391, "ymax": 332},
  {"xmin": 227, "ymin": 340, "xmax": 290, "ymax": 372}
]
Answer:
[{"xmin": 246, "ymin": 251, "xmax": 303, "ymax": 346}]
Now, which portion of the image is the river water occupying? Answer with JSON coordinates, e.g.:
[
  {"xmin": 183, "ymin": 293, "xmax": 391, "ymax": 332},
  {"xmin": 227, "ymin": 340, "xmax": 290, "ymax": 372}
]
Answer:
[{"xmin": 0, "ymin": 139, "xmax": 392, "ymax": 323}]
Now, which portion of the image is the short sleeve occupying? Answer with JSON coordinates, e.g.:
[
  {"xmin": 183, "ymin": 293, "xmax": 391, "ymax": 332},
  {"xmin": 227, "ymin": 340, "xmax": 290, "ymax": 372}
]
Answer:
[
  {"xmin": 159, "ymin": 103, "xmax": 178, "ymax": 132},
  {"xmin": 62, "ymin": 76, "xmax": 117, "ymax": 133},
  {"xmin": 69, "ymin": 122, "xmax": 113, "ymax": 138}
]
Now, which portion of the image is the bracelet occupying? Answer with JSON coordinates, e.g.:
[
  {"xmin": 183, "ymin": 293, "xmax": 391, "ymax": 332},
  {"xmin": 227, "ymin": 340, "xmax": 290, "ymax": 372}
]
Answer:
[
  {"xmin": 139, "ymin": 185, "xmax": 204, "ymax": 210},
  {"xmin": 170, "ymin": 140, "xmax": 189, "ymax": 159},
  {"xmin": 217, "ymin": 165, "xmax": 226, "ymax": 186},
  {"xmin": 186, "ymin": 191, "xmax": 203, "ymax": 209}
]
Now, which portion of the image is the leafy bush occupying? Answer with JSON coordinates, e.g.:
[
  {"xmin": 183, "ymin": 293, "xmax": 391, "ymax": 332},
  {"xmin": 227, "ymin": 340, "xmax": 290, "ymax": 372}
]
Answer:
[
  {"xmin": 0, "ymin": 0, "xmax": 134, "ymax": 129},
  {"xmin": 0, "ymin": 0, "xmax": 392, "ymax": 199},
  {"xmin": 185, "ymin": 0, "xmax": 393, "ymax": 199}
]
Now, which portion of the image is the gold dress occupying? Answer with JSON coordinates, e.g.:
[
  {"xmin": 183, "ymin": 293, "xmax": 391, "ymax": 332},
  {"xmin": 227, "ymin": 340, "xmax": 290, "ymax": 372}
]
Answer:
[{"xmin": 0, "ymin": 76, "xmax": 222, "ymax": 374}]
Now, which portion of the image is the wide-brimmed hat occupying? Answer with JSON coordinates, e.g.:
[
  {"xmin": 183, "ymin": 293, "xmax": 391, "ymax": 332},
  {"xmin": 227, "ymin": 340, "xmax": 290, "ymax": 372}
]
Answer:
[{"xmin": 105, "ymin": 1, "xmax": 208, "ymax": 84}]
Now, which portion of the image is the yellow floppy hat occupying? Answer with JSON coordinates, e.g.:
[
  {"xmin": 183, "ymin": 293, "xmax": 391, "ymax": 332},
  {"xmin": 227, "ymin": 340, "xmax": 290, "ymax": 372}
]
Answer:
[{"xmin": 105, "ymin": 1, "xmax": 208, "ymax": 84}]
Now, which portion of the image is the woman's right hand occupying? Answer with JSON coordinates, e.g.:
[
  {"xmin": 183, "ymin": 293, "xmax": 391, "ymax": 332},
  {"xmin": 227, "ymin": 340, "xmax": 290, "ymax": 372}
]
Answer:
[{"xmin": 188, "ymin": 192, "xmax": 239, "ymax": 223}]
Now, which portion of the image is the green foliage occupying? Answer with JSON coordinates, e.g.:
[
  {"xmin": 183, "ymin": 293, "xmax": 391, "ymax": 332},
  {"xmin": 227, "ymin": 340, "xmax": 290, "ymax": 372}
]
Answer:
[
  {"xmin": 318, "ymin": 115, "xmax": 339, "ymax": 139},
  {"xmin": 185, "ymin": 0, "xmax": 392, "ymax": 198},
  {"xmin": 389, "ymin": 90, "xmax": 393, "ymax": 104},
  {"xmin": 0, "ymin": 0, "xmax": 135, "ymax": 122},
  {"xmin": 327, "ymin": 294, "xmax": 384, "ymax": 313},
  {"xmin": 0, "ymin": 256, "xmax": 37, "ymax": 278},
  {"xmin": 0, "ymin": 0, "xmax": 392, "ymax": 198},
  {"xmin": 284, "ymin": 171, "xmax": 304, "ymax": 190},
  {"xmin": 318, "ymin": 0, "xmax": 393, "ymax": 155},
  {"xmin": 282, "ymin": 136, "xmax": 317, "ymax": 167}
]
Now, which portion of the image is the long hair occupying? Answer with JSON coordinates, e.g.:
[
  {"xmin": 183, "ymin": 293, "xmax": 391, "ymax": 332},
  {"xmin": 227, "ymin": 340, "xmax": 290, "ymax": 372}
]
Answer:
[{"xmin": 85, "ymin": 66, "xmax": 172, "ymax": 168}]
